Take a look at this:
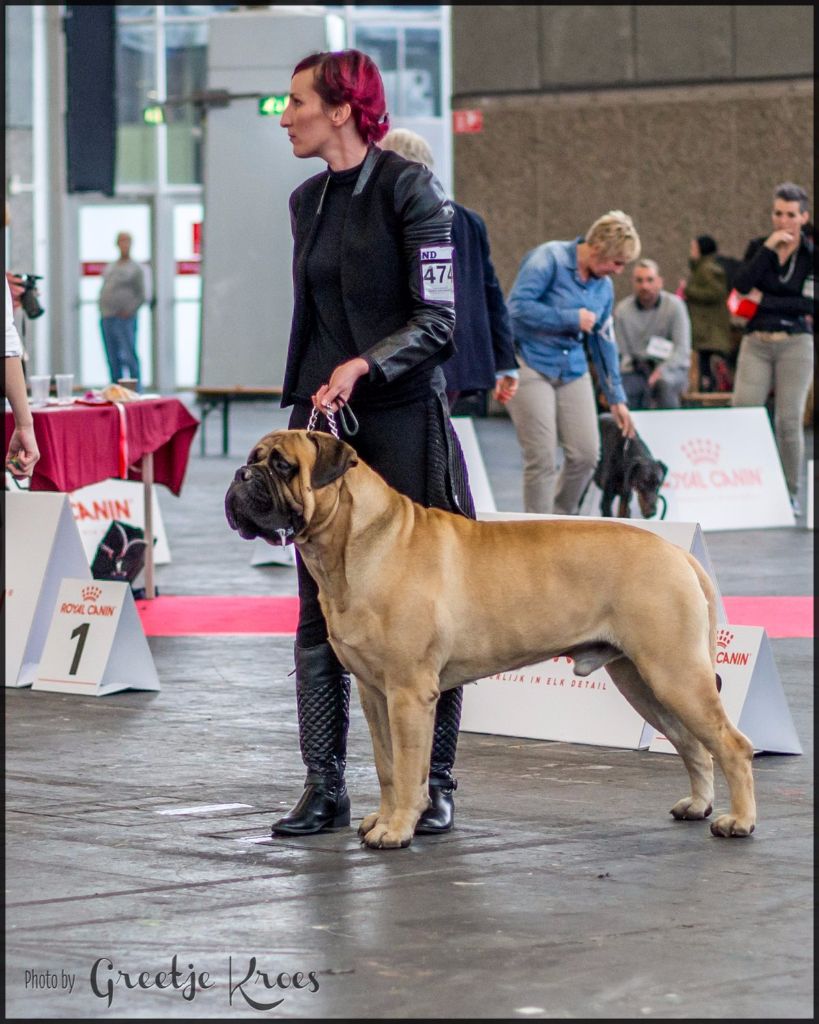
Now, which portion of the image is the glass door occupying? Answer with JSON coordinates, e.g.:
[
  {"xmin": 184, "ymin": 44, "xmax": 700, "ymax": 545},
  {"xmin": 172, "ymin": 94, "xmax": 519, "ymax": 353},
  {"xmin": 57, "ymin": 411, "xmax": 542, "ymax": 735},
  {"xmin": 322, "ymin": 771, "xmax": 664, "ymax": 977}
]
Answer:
[{"xmin": 78, "ymin": 203, "xmax": 153, "ymax": 388}]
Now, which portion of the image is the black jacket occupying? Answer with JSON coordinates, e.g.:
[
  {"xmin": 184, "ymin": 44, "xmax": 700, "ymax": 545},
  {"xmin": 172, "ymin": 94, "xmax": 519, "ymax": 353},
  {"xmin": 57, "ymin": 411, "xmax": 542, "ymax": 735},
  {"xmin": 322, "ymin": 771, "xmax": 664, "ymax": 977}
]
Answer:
[
  {"xmin": 733, "ymin": 233, "xmax": 814, "ymax": 334},
  {"xmin": 445, "ymin": 203, "xmax": 517, "ymax": 393},
  {"xmin": 281, "ymin": 146, "xmax": 455, "ymax": 406}
]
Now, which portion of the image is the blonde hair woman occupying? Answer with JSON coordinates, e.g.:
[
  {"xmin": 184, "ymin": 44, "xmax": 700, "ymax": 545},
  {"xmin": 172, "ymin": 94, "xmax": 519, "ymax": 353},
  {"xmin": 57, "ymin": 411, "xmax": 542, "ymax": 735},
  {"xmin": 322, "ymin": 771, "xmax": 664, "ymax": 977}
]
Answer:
[{"xmin": 505, "ymin": 211, "xmax": 640, "ymax": 514}]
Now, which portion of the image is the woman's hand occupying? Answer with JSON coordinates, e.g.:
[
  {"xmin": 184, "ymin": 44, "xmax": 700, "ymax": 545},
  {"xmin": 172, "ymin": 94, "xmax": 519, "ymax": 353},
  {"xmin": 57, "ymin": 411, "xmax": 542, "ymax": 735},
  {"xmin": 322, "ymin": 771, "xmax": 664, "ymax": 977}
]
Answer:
[
  {"xmin": 609, "ymin": 402, "xmax": 635, "ymax": 439},
  {"xmin": 578, "ymin": 307, "xmax": 597, "ymax": 333},
  {"xmin": 313, "ymin": 357, "xmax": 369, "ymax": 412},
  {"xmin": 6, "ymin": 424, "xmax": 40, "ymax": 478},
  {"xmin": 493, "ymin": 375, "xmax": 518, "ymax": 405}
]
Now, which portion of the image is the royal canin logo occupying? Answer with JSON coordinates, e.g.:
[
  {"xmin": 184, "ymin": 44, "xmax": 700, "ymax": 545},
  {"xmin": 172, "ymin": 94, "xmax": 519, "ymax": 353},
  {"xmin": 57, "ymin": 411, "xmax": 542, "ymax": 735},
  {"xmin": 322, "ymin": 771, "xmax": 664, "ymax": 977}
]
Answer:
[
  {"xmin": 716, "ymin": 629, "xmax": 734, "ymax": 649},
  {"xmin": 681, "ymin": 438, "xmax": 720, "ymax": 465},
  {"xmin": 82, "ymin": 585, "xmax": 103, "ymax": 602},
  {"xmin": 715, "ymin": 628, "xmax": 749, "ymax": 666}
]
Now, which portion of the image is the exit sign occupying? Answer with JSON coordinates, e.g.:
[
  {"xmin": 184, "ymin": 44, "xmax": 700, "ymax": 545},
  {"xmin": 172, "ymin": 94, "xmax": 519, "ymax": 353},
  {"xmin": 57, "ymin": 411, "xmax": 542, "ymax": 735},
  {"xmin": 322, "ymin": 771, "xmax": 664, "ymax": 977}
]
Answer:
[
  {"xmin": 453, "ymin": 109, "xmax": 483, "ymax": 134},
  {"xmin": 142, "ymin": 105, "xmax": 165, "ymax": 125},
  {"xmin": 258, "ymin": 94, "xmax": 288, "ymax": 117}
]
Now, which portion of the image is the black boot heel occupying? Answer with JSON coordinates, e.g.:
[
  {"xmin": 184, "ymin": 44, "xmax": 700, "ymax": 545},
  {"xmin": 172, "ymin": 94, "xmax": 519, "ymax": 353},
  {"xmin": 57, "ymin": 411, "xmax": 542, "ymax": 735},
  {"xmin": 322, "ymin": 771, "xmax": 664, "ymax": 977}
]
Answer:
[{"xmin": 271, "ymin": 782, "xmax": 351, "ymax": 835}]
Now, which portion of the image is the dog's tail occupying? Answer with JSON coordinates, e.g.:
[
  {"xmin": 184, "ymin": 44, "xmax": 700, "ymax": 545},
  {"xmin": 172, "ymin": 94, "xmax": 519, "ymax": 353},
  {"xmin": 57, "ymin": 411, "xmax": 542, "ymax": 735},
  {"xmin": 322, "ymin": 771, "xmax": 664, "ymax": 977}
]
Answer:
[{"xmin": 685, "ymin": 552, "xmax": 718, "ymax": 669}]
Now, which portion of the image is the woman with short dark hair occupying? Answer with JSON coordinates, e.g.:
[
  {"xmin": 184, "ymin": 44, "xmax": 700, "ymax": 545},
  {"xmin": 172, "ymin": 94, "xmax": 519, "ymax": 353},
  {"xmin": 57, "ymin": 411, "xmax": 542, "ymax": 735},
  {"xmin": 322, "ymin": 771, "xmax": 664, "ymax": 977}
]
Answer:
[{"xmin": 731, "ymin": 182, "xmax": 814, "ymax": 513}]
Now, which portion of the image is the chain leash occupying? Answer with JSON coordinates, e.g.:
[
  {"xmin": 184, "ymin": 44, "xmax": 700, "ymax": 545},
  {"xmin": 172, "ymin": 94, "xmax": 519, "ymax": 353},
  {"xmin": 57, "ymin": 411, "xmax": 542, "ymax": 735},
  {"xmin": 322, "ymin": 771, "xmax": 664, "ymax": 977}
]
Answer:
[{"xmin": 306, "ymin": 402, "xmax": 359, "ymax": 438}]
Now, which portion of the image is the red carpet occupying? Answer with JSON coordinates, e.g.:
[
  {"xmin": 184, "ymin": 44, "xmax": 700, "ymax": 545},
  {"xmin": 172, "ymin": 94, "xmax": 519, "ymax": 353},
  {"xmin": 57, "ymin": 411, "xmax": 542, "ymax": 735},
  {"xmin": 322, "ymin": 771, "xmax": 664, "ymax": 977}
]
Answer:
[
  {"xmin": 136, "ymin": 596, "xmax": 300, "ymax": 635},
  {"xmin": 136, "ymin": 595, "xmax": 813, "ymax": 639},
  {"xmin": 721, "ymin": 596, "xmax": 813, "ymax": 639}
]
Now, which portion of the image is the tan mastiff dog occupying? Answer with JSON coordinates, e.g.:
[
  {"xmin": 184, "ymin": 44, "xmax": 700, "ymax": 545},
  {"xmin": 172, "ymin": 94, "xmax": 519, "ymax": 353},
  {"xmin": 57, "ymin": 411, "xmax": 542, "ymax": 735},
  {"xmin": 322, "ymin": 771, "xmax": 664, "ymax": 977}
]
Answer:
[{"xmin": 225, "ymin": 429, "xmax": 756, "ymax": 850}]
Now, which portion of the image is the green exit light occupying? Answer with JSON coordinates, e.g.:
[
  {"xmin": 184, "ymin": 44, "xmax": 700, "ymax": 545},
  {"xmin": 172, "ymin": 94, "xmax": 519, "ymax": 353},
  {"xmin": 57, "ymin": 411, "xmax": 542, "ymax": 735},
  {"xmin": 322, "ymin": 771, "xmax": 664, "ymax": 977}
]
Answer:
[
  {"xmin": 258, "ymin": 94, "xmax": 288, "ymax": 117},
  {"xmin": 143, "ymin": 105, "xmax": 165, "ymax": 125}
]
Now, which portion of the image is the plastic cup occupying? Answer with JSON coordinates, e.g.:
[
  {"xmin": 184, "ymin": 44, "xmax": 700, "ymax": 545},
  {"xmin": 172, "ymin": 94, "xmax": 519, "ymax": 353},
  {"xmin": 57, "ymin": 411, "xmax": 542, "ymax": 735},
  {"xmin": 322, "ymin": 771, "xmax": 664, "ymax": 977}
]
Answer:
[
  {"xmin": 28, "ymin": 375, "xmax": 50, "ymax": 407},
  {"xmin": 55, "ymin": 373, "xmax": 75, "ymax": 404},
  {"xmin": 117, "ymin": 377, "xmax": 138, "ymax": 392}
]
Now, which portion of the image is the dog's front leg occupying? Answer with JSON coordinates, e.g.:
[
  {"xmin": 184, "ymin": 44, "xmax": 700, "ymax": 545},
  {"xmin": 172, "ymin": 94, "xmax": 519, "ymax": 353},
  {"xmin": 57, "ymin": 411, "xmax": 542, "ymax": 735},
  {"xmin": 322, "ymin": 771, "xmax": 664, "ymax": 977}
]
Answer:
[
  {"xmin": 362, "ymin": 680, "xmax": 437, "ymax": 850},
  {"xmin": 356, "ymin": 683, "xmax": 396, "ymax": 841}
]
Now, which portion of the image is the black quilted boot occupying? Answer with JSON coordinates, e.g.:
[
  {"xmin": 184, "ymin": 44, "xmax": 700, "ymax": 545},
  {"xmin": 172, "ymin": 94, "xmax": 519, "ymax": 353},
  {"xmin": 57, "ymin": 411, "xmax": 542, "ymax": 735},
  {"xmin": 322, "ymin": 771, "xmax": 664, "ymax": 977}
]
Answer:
[
  {"xmin": 271, "ymin": 641, "xmax": 352, "ymax": 836},
  {"xmin": 415, "ymin": 686, "xmax": 463, "ymax": 834}
]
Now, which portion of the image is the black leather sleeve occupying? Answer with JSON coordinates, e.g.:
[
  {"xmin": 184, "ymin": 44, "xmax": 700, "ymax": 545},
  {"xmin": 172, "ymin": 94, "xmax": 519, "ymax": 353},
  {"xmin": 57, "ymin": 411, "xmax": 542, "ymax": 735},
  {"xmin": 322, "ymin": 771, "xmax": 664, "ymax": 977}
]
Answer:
[{"xmin": 363, "ymin": 164, "xmax": 456, "ymax": 383}]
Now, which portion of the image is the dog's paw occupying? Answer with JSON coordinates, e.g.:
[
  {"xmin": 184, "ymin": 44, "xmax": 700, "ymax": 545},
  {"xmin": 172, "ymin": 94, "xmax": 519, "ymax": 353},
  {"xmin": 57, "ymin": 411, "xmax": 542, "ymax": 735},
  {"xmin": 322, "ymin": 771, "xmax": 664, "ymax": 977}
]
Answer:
[
  {"xmin": 710, "ymin": 813, "xmax": 755, "ymax": 838},
  {"xmin": 357, "ymin": 812, "xmax": 380, "ymax": 839},
  {"xmin": 361, "ymin": 822, "xmax": 389, "ymax": 847},
  {"xmin": 361, "ymin": 823, "xmax": 412, "ymax": 850},
  {"xmin": 670, "ymin": 796, "xmax": 713, "ymax": 820}
]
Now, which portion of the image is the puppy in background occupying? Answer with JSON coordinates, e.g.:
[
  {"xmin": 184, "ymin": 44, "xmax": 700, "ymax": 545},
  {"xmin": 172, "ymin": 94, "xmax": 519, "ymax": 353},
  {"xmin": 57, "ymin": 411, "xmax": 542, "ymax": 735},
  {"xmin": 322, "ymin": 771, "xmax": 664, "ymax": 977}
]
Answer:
[{"xmin": 593, "ymin": 412, "xmax": 668, "ymax": 518}]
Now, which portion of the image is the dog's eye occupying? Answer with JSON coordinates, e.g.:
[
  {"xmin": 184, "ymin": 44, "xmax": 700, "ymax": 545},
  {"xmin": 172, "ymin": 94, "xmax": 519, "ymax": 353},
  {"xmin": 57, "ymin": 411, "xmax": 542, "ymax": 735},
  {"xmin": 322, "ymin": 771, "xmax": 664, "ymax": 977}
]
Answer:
[{"xmin": 270, "ymin": 452, "xmax": 296, "ymax": 479}]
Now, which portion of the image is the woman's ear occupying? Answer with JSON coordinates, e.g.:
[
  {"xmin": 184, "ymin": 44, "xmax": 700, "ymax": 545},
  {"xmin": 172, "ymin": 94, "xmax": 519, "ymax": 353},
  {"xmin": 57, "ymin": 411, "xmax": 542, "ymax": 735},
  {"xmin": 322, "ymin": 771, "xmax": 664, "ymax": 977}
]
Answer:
[{"xmin": 330, "ymin": 102, "xmax": 353, "ymax": 128}]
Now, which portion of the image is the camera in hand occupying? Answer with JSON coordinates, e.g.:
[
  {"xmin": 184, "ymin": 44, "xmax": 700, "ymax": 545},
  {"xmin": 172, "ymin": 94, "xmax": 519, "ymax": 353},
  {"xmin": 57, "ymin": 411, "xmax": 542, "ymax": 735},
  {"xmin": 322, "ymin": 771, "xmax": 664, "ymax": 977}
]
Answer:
[{"xmin": 16, "ymin": 273, "xmax": 45, "ymax": 319}]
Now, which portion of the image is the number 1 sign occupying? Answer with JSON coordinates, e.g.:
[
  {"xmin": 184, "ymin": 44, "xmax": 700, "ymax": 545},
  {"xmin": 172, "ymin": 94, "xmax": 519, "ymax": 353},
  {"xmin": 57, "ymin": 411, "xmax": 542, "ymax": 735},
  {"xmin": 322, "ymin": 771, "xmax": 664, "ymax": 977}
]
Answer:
[{"xmin": 33, "ymin": 579, "xmax": 160, "ymax": 696}]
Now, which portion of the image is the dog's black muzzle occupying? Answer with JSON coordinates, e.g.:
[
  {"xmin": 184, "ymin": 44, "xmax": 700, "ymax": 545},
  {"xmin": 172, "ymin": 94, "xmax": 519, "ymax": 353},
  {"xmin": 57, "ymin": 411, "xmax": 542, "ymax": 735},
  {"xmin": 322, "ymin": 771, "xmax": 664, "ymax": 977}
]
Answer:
[{"xmin": 224, "ymin": 464, "xmax": 301, "ymax": 545}]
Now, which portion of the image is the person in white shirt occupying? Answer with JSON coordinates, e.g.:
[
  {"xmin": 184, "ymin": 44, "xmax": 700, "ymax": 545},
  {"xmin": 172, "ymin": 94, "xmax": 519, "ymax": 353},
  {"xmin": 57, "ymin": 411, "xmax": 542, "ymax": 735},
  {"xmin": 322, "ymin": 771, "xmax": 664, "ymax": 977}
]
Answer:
[
  {"xmin": 614, "ymin": 258, "xmax": 692, "ymax": 409},
  {"xmin": 5, "ymin": 275, "xmax": 39, "ymax": 477}
]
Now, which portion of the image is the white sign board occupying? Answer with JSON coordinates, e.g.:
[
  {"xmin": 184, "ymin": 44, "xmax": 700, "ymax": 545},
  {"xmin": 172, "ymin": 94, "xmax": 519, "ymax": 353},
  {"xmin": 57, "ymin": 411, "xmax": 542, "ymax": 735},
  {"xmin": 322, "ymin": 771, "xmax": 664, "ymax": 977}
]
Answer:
[
  {"xmin": 69, "ymin": 479, "xmax": 170, "ymax": 564},
  {"xmin": 630, "ymin": 407, "xmax": 794, "ymax": 530},
  {"xmin": 451, "ymin": 416, "xmax": 497, "ymax": 512},
  {"xmin": 33, "ymin": 578, "xmax": 160, "ymax": 697},
  {"xmin": 4, "ymin": 493, "xmax": 91, "ymax": 687},
  {"xmin": 461, "ymin": 511, "xmax": 726, "ymax": 746},
  {"xmin": 461, "ymin": 659, "xmax": 654, "ymax": 748},
  {"xmin": 649, "ymin": 625, "xmax": 801, "ymax": 756}
]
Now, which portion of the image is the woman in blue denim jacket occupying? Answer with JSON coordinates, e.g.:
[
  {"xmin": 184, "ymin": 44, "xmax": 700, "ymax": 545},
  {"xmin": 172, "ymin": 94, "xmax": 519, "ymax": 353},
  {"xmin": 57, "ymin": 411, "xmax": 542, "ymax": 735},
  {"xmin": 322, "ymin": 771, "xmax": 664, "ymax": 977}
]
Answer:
[{"xmin": 505, "ymin": 211, "xmax": 639, "ymax": 514}]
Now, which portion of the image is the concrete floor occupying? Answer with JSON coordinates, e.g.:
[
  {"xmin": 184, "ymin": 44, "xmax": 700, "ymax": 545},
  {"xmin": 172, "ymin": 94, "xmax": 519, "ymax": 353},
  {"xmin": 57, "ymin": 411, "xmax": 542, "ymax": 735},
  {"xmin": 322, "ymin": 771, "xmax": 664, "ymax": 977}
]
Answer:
[{"xmin": 5, "ymin": 399, "xmax": 814, "ymax": 1019}]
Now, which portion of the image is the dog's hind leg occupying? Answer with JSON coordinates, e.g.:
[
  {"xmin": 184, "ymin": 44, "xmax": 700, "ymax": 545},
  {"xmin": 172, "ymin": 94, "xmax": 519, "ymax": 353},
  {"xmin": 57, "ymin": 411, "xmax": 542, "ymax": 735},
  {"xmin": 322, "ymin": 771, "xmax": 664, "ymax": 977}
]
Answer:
[
  {"xmin": 606, "ymin": 657, "xmax": 715, "ymax": 821},
  {"xmin": 628, "ymin": 656, "xmax": 756, "ymax": 837},
  {"xmin": 356, "ymin": 683, "xmax": 397, "ymax": 842}
]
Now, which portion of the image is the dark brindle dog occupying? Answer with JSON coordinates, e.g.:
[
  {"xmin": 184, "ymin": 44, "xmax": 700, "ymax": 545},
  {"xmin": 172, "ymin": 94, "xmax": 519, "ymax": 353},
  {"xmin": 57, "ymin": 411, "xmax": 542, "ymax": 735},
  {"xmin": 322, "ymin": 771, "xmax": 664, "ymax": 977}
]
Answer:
[{"xmin": 593, "ymin": 412, "xmax": 668, "ymax": 519}]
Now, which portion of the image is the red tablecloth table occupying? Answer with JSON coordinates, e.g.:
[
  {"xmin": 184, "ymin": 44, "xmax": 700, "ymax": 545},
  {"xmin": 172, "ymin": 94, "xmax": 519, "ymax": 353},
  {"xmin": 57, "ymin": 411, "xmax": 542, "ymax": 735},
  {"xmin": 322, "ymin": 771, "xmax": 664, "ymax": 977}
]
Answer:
[{"xmin": 5, "ymin": 397, "xmax": 199, "ymax": 597}]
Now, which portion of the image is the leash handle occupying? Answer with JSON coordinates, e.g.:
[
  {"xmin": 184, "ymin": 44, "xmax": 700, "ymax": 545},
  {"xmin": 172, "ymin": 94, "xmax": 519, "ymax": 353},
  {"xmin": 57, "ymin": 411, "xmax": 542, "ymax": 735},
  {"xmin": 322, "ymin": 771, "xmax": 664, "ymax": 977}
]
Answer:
[{"xmin": 306, "ymin": 401, "xmax": 359, "ymax": 438}]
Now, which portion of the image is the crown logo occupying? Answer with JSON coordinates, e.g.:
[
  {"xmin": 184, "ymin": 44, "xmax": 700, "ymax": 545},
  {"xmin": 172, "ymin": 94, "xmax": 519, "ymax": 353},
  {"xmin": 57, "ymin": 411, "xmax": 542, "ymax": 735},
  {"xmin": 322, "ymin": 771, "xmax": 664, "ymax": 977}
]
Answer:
[
  {"xmin": 716, "ymin": 629, "xmax": 734, "ymax": 649},
  {"xmin": 681, "ymin": 438, "xmax": 720, "ymax": 465},
  {"xmin": 82, "ymin": 585, "xmax": 102, "ymax": 602}
]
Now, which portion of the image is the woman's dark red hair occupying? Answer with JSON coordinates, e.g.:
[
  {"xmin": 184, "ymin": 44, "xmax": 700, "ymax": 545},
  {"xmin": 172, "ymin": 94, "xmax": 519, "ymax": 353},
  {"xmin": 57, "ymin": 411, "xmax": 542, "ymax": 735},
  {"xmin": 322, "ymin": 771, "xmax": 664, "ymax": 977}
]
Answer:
[{"xmin": 293, "ymin": 49, "xmax": 390, "ymax": 144}]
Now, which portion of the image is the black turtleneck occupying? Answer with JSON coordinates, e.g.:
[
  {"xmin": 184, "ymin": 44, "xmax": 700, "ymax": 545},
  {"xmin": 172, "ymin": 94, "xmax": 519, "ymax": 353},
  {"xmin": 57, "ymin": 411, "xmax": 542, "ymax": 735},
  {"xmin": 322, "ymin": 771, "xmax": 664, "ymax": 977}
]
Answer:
[
  {"xmin": 293, "ymin": 162, "xmax": 361, "ymax": 403},
  {"xmin": 292, "ymin": 159, "xmax": 435, "ymax": 409}
]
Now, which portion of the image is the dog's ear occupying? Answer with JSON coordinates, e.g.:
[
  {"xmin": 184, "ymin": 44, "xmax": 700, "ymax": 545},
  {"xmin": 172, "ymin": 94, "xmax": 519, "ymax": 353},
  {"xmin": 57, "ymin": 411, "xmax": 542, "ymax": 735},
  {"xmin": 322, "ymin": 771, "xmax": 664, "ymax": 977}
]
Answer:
[
  {"xmin": 657, "ymin": 460, "xmax": 669, "ymax": 483},
  {"xmin": 308, "ymin": 432, "xmax": 359, "ymax": 489}
]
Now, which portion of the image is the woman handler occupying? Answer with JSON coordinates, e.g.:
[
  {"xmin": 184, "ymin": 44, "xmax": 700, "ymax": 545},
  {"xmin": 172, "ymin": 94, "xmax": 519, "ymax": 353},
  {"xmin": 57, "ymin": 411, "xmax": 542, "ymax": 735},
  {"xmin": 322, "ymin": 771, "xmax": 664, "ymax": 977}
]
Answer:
[{"xmin": 272, "ymin": 49, "xmax": 474, "ymax": 837}]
